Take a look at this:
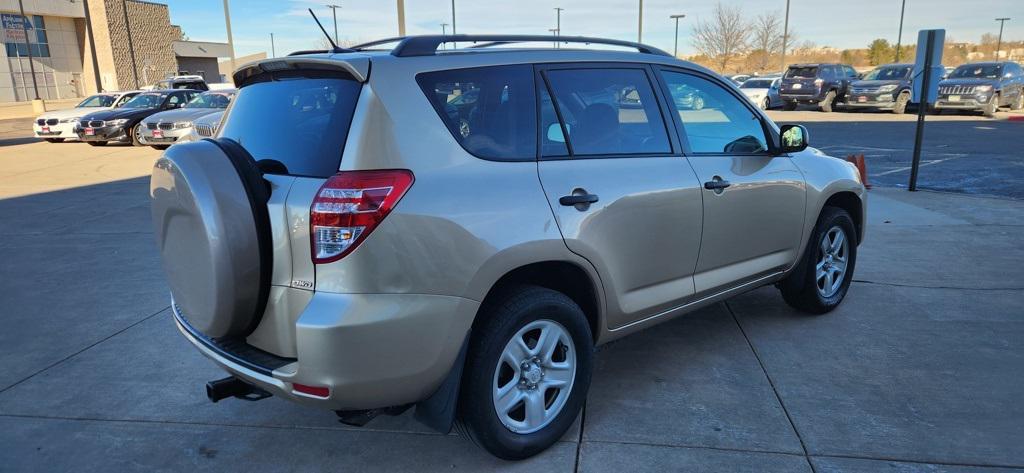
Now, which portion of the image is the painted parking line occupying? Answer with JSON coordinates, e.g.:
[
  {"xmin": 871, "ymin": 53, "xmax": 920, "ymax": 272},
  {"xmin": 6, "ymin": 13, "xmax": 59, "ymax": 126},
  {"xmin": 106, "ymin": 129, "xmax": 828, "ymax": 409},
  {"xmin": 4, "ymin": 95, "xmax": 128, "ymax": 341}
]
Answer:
[{"xmin": 873, "ymin": 157, "xmax": 961, "ymax": 176}]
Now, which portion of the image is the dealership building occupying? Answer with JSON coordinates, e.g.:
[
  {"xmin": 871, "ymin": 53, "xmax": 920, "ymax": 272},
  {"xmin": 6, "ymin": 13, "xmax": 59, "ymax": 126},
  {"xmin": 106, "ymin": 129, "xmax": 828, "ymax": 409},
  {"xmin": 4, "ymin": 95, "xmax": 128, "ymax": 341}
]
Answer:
[{"xmin": 0, "ymin": 0, "xmax": 232, "ymax": 103}]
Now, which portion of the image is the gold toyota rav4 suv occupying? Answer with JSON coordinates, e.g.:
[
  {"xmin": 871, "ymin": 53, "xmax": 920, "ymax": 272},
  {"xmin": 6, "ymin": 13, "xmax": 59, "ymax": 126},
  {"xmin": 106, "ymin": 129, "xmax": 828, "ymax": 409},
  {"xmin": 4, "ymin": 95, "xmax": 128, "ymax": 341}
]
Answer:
[{"xmin": 151, "ymin": 35, "xmax": 865, "ymax": 460}]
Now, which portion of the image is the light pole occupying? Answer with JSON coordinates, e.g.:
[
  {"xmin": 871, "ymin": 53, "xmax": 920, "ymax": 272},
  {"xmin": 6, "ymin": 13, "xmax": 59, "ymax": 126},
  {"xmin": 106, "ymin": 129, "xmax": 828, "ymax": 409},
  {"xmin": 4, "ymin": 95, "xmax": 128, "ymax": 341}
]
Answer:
[
  {"xmin": 637, "ymin": 0, "xmax": 643, "ymax": 43},
  {"xmin": 554, "ymin": 7, "xmax": 564, "ymax": 48},
  {"xmin": 223, "ymin": 0, "xmax": 236, "ymax": 73},
  {"xmin": 17, "ymin": 0, "xmax": 40, "ymax": 99},
  {"xmin": 895, "ymin": 0, "xmax": 906, "ymax": 61},
  {"xmin": 780, "ymin": 0, "xmax": 791, "ymax": 73},
  {"xmin": 995, "ymin": 18, "xmax": 1011, "ymax": 59},
  {"xmin": 270, "ymin": 33, "xmax": 275, "ymax": 57},
  {"xmin": 451, "ymin": 0, "xmax": 456, "ymax": 35},
  {"xmin": 327, "ymin": 4, "xmax": 341, "ymax": 45},
  {"xmin": 670, "ymin": 14, "xmax": 685, "ymax": 57},
  {"xmin": 549, "ymin": 28, "xmax": 559, "ymax": 49},
  {"xmin": 441, "ymin": 23, "xmax": 448, "ymax": 50},
  {"xmin": 397, "ymin": 0, "xmax": 406, "ymax": 36}
]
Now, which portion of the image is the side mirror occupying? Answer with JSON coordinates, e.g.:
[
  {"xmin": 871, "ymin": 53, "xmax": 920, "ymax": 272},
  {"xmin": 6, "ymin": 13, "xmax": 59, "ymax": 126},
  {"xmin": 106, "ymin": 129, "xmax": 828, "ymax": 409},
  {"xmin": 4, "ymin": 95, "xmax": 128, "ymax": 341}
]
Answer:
[{"xmin": 779, "ymin": 124, "xmax": 809, "ymax": 154}]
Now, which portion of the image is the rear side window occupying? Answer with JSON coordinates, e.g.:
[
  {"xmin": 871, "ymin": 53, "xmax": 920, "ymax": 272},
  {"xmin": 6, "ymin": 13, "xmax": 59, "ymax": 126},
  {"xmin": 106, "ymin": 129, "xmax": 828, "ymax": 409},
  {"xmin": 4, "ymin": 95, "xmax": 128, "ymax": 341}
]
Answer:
[
  {"xmin": 417, "ymin": 65, "xmax": 536, "ymax": 161},
  {"xmin": 786, "ymin": 66, "xmax": 818, "ymax": 79},
  {"xmin": 543, "ymin": 68, "xmax": 670, "ymax": 157},
  {"xmin": 219, "ymin": 71, "xmax": 362, "ymax": 177}
]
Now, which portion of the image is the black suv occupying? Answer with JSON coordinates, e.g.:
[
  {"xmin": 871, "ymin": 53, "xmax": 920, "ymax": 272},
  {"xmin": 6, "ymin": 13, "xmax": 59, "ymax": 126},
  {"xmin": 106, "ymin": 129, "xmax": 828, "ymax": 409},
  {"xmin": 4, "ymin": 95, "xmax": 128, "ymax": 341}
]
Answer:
[
  {"xmin": 76, "ymin": 89, "xmax": 200, "ymax": 146},
  {"xmin": 846, "ymin": 63, "xmax": 924, "ymax": 114},
  {"xmin": 780, "ymin": 63, "xmax": 858, "ymax": 112},
  {"xmin": 934, "ymin": 62, "xmax": 1024, "ymax": 117}
]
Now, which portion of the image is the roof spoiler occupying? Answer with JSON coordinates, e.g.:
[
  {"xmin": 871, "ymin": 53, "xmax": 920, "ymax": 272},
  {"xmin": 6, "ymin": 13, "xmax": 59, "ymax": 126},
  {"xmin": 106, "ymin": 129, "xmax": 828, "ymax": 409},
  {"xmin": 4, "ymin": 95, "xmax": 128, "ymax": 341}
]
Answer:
[{"xmin": 232, "ymin": 57, "xmax": 370, "ymax": 86}]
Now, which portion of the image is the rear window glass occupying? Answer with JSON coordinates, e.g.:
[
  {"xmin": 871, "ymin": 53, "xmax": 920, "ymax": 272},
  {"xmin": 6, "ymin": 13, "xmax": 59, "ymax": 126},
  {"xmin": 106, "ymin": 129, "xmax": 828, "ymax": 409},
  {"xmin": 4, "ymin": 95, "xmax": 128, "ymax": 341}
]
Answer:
[
  {"xmin": 786, "ymin": 66, "xmax": 818, "ymax": 79},
  {"xmin": 417, "ymin": 65, "xmax": 537, "ymax": 161},
  {"xmin": 219, "ymin": 73, "xmax": 361, "ymax": 177}
]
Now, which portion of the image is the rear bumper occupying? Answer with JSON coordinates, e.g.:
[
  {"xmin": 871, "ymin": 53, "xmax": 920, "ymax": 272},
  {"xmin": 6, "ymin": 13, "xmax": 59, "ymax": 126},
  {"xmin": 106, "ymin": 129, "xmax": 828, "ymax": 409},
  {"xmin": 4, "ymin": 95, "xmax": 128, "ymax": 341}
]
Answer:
[
  {"xmin": 173, "ymin": 291, "xmax": 478, "ymax": 410},
  {"xmin": 780, "ymin": 92, "xmax": 825, "ymax": 103}
]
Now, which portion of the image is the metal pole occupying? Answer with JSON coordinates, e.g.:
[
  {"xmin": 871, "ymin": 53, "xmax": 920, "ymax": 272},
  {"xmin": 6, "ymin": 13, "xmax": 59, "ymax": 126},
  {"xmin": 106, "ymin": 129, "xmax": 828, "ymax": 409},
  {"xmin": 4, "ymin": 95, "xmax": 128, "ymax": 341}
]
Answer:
[
  {"xmin": 397, "ymin": 0, "xmax": 406, "ymax": 36},
  {"xmin": 441, "ymin": 23, "xmax": 447, "ymax": 49},
  {"xmin": 637, "ymin": 0, "xmax": 643, "ymax": 43},
  {"xmin": 451, "ymin": 0, "xmax": 456, "ymax": 34},
  {"xmin": 327, "ymin": 4, "xmax": 341, "ymax": 45},
  {"xmin": 995, "ymin": 18, "xmax": 1010, "ymax": 59},
  {"xmin": 670, "ymin": 14, "xmax": 685, "ymax": 57},
  {"xmin": 270, "ymin": 33, "xmax": 275, "ymax": 57},
  {"xmin": 223, "ymin": 0, "xmax": 236, "ymax": 73},
  {"xmin": 895, "ymin": 0, "xmax": 906, "ymax": 61},
  {"xmin": 81, "ymin": 0, "xmax": 103, "ymax": 93},
  {"xmin": 549, "ymin": 28, "xmax": 558, "ymax": 49},
  {"xmin": 17, "ymin": 0, "xmax": 40, "ymax": 100},
  {"xmin": 909, "ymin": 30, "xmax": 935, "ymax": 192},
  {"xmin": 555, "ymin": 7, "xmax": 563, "ymax": 48},
  {"xmin": 780, "ymin": 0, "xmax": 791, "ymax": 73},
  {"xmin": 121, "ymin": 0, "xmax": 139, "ymax": 88}
]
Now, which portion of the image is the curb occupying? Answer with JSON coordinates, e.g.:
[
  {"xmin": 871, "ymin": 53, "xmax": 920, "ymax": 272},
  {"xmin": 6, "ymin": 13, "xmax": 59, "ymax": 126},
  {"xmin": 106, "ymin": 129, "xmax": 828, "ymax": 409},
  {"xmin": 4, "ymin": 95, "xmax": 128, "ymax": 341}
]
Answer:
[{"xmin": 1008, "ymin": 115, "xmax": 1024, "ymax": 122}]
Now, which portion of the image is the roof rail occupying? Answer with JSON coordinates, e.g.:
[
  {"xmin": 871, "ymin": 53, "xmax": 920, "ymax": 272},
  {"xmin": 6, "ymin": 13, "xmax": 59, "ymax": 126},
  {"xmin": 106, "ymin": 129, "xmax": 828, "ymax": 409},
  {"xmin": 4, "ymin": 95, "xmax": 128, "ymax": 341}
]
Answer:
[{"xmin": 350, "ymin": 35, "xmax": 671, "ymax": 58}]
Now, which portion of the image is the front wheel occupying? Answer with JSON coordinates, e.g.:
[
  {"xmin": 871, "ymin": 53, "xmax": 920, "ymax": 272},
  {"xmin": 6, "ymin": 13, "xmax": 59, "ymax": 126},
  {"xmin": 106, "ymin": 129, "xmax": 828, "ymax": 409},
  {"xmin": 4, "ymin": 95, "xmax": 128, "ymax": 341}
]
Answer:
[
  {"xmin": 893, "ymin": 92, "xmax": 910, "ymax": 114},
  {"xmin": 983, "ymin": 94, "xmax": 999, "ymax": 118},
  {"xmin": 457, "ymin": 285, "xmax": 593, "ymax": 460},
  {"xmin": 761, "ymin": 97, "xmax": 770, "ymax": 110},
  {"xmin": 778, "ymin": 206, "xmax": 858, "ymax": 314},
  {"xmin": 1011, "ymin": 93, "xmax": 1023, "ymax": 111},
  {"xmin": 131, "ymin": 124, "xmax": 145, "ymax": 146}
]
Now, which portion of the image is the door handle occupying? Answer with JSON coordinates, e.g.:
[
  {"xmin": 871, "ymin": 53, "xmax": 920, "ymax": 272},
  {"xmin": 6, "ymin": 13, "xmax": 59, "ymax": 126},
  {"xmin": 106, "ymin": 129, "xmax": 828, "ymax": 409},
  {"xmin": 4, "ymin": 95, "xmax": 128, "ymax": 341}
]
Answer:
[
  {"xmin": 559, "ymin": 193, "xmax": 599, "ymax": 206},
  {"xmin": 703, "ymin": 177, "xmax": 732, "ymax": 192}
]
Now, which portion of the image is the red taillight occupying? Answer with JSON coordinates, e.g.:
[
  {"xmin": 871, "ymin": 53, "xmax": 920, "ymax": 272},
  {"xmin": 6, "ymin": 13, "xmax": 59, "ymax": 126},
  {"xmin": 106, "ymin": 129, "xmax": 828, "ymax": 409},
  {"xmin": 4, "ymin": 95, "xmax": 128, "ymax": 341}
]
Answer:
[
  {"xmin": 310, "ymin": 169, "xmax": 414, "ymax": 264},
  {"xmin": 293, "ymin": 383, "xmax": 330, "ymax": 398}
]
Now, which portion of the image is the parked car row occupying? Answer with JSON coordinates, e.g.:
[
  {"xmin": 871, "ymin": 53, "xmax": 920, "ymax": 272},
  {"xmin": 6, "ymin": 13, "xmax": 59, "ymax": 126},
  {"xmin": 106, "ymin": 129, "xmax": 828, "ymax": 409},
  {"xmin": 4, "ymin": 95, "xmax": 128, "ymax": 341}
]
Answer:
[
  {"xmin": 33, "ymin": 79, "xmax": 233, "ymax": 149},
  {"xmin": 770, "ymin": 61, "xmax": 1024, "ymax": 117}
]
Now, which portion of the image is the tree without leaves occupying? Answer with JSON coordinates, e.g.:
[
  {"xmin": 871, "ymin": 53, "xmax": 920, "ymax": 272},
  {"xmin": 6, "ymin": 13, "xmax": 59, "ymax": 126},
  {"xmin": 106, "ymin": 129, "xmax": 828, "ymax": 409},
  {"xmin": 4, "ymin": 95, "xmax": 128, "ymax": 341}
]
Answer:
[
  {"xmin": 691, "ymin": 2, "xmax": 751, "ymax": 72},
  {"xmin": 749, "ymin": 11, "xmax": 785, "ymax": 71}
]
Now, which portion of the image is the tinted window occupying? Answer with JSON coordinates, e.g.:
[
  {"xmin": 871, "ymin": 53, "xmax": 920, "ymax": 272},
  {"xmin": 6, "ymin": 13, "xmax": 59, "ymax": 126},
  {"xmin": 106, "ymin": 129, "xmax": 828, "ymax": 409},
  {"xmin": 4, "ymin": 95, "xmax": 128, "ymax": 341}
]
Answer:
[
  {"xmin": 863, "ymin": 65, "xmax": 912, "ymax": 80},
  {"xmin": 219, "ymin": 73, "xmax": 362, "ymax": 177},
  {"xmin": 786, "ymin": 66, "xmax": 818, "ymax": 79},
  {"xmin": 661, "ymin": 71, "xmax": 768, "ymax": 154},
  {"xmin": 544, "ymin": 68, "xmax": 670, "ymax": 156},
  {"xmin": 417, "ymin": 65, "xmax": 536, "ymax": 161},
  {"xmin": 741, "ymin": 79, "xmax": 774, "ymax": 89},
  {"xmin": 186, "ymin": 92, "xmax": 233, "ymax": 109},
  {"xmin": 122, "ymin": 93, "xmax": 166, "ymax": 109},
  {"xmin": 539, "ymin": 86, "xmax": 569, "ymax": 157},
  {"xmin": 949, "ymin": 64, "xmax": 1003, "ymax": 79},
  {"xmin": 844, "ymin": 66, "xmax": 858, "ymax": 78}
]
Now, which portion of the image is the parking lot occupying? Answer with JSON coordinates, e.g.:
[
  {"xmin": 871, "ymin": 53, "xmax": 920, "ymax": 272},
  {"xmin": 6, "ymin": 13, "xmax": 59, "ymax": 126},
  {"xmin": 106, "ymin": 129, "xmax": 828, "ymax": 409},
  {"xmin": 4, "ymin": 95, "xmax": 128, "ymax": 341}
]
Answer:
[{"xmin": 1, "ymin": 112, "xmax": 1023, "ymax": 471}]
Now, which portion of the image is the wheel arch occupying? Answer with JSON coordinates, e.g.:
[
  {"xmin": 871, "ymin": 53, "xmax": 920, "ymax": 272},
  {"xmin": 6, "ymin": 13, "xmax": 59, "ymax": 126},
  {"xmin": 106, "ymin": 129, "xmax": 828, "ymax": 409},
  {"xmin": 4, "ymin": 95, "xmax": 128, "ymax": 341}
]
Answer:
[
  {"xmin": 822, "ymin": 191, "xmax": 864, "ymax": 245},
  {"xmin": 474, "ymin": 261, "xmax": 602, "ymax": 344}
]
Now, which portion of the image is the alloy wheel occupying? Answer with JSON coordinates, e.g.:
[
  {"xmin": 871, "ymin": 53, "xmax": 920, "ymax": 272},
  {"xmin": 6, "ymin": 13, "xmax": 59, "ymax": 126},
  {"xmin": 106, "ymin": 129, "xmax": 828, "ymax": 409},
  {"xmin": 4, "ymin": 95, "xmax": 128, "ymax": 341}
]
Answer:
[
  {"xmin": 815, "ymin": 225, "xmax": 849, "ymax": 298},
  {"xmin": 492, "ymin": 319, "xmax": 576, "ymax": 434}
]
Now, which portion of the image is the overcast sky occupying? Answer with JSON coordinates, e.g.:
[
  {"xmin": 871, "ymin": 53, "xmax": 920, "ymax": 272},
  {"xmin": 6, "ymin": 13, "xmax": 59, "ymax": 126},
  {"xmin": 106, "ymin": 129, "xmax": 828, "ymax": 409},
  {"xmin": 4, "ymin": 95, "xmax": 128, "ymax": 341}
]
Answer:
[{"xmin": 162, "ymin": 0, "xmax": 1023, "ymax": 58}]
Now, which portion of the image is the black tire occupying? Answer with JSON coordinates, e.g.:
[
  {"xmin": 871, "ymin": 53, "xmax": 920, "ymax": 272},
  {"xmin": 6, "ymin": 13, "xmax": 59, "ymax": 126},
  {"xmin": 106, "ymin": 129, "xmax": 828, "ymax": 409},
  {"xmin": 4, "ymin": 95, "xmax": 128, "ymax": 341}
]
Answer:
[
  {"xmin": 778, "ymin": 206, "xmax": 858, "ymax": 314},
  {"xmin": 819, "ymin": 90, "xmax": 836, "ymax": 112},
  {"xmin": 762, "ymin": 97, "xmax": 771, "ymax": 110},
  {"xmin": 893, "ymin": 92, "xmax": 910, "ymax": 114},
  {"xmin": 783, "ymin": 101, "xmax": 798, "ymax": 111},
  {"xmin": 983, "ymin": 94, "xmax": 999, "ymax": 118},
  {"xmin": 1011, "ymin": 93, "xmax": 1023, "ymax": 111},
  {"xmin": 457, "ymin": 285, "xmax": 593, "ymax": 460},
  {"xmin": 87, "ymin": 141, "xmax": 107, "ymax": 147},
  {"xmin": 152, "ymin": 144, "xmax": 170, "ymax": 150},
  {"xmin": 130, "ymin": 123, "xmax": 144, "ymax": 146},
  {"xmin": 44, "ymin": 138, "xmax": 64, "ymax": 143}
]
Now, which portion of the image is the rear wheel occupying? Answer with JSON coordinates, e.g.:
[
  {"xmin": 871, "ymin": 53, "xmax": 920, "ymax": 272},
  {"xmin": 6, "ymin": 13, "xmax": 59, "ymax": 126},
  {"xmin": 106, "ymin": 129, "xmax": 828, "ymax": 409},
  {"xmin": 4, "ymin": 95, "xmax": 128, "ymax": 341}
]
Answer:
[
  {"xmin": 893, "ymin": 92, "xmax": 910, "ymax": 114},
  {"xmin": 819, "ymin": 90, "xmax": 836, "ymax": 112},
  {"xmin": 457, "ymin": 285, "xmax": 593, "ymax": 460},
  {"xmin": 783, "ymin": 101, "xmax": 798, "ymax": 111},
  {"xmin": 778, "ymin": 206, "xmax": 857, "ymax": 314},
  {"xmin": 87, "ymin": 141, "xmax": 107, "ymax": 147}
]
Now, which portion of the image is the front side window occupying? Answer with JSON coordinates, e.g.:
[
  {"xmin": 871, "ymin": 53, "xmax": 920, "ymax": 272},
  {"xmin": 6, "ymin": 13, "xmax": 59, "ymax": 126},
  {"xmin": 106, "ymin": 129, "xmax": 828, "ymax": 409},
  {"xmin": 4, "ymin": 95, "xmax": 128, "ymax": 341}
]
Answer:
[
  {"xmin": 863, "ymin": 65, "xmax": 911, "ymax": 81},
  {"xmin": 186, "ymin": 92, "xmax": 233, "ymax": 109},
  {"xmin": 543, "ymin": 68, "xmax": 670, "ymax": 156},
  {"xmin": 661, "ymin": 71, "xmax": 768, "ymax": 155},
  {"xmin": 417, "ymin": 65, "xmax": 536, "ymax": 161},
  {"xmin": 114, "ymin": 93, "xmax": 137, "ymax": 107}
]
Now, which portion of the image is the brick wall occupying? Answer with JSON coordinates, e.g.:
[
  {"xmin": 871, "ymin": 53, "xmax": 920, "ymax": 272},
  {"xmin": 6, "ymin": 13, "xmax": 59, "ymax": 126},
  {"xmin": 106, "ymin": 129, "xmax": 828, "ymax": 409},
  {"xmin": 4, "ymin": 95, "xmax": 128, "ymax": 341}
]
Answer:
[{"xmin": 88, "ymin": 0, "xmax": 181, "ymax": 90}]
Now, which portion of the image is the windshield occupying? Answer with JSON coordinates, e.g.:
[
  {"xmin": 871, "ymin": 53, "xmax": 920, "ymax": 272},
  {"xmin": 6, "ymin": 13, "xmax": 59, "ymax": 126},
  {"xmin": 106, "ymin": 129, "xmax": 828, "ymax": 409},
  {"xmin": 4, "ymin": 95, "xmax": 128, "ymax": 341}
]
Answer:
[
  {"xmin": 185, "ymin": 92, "xmax": 232, "ymax": 109},
  {"xmin": 785, "ymin": 66, "xmax": 818, "ymax": 79},
  {"xmin": 76, "ymin": 95, "xmax": 116, "ymax": 108},
  {"xmin": 741, "ymin": 79, "xmax": 774, "ymax": 89},
  {"xmin": 121, "ymin": 94, "xmax": 165, "ymax": 109},
  {"xmin": 219, "ymin": 74, "xmax": 361, "ymax": 177},
  {"xmin": 949, "ymin": 64, "xmax": 1003, "ymax": 79},
  {"xmin": 863, "ymin": 65, "xmax": 912, "ymax": 81}
]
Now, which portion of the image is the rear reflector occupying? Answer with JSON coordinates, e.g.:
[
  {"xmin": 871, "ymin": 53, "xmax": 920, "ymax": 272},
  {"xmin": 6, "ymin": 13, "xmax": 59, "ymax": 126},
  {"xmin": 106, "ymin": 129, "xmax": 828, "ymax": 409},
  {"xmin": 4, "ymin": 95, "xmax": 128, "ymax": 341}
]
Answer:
[
  {"xmin": 310, "ymin": 170, "xmax": 414, "ymax": 264},
  {"xmin": 293, "ymin": 383, "xmax": 330, "ymax": 398}
]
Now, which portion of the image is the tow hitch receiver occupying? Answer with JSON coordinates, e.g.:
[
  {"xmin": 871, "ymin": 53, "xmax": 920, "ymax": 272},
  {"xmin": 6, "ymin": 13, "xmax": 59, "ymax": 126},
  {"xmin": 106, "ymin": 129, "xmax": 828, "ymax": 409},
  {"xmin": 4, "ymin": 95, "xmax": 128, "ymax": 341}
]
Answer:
[{"xmin": 206, "ymin": 376, "xmax": 272, "ymax": 403}]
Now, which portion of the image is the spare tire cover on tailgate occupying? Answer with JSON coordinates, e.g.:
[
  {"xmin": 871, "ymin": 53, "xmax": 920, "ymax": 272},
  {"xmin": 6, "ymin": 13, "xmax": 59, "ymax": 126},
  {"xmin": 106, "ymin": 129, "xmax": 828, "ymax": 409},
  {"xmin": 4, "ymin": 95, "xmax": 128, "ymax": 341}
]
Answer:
[{"xmin": 150, "ymin": 139, "xmax": 271, "ymax": 338}]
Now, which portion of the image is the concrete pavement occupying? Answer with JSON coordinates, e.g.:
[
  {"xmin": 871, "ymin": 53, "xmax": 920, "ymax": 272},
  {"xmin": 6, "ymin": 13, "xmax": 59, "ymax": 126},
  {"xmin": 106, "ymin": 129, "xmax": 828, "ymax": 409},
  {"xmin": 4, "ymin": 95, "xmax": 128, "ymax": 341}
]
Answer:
[{"xmin": 0, "ymin": 140, "xmax": 1022, "ymax": 472}]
